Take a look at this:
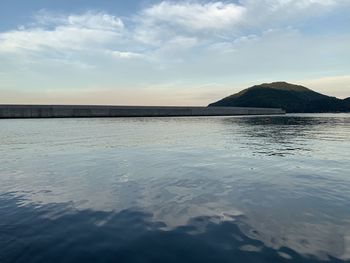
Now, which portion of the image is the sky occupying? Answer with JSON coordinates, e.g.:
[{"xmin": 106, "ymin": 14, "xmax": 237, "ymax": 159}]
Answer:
[{"xmin": 0, "ymin": 0, "xmax": 349, "ymax": 106}]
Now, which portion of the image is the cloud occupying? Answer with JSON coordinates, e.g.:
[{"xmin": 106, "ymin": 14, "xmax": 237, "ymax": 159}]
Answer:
[
  {"xmin": 241, "ymin": 0, "xmax": 340, "ymax": 12},
  {"xmin": 133, "ymin": 1, "xmax": 246, "ymax": 45},
  {"xmin": 0, "ymin": 28, "xmax": 118, "ymax": 53},
  {"xmin": 251, "ymin": 0, "xmax": 338, "ymax": 9},
  {"xmin": 0, "ymin": 0, "xmax": 349, "ymax": 105},
  {"xmin": 66, "ymin": 12, "xmax": 124, "ymax": 30},
  {"xmin": 109, "ymin": 50, "xmax": 146, "ymax": 59},
  {"xmin": 1, "ymin": 1, "xmax": 348, "ymax": 56},
  {"xmin": 141, "ymin": 1, "xmax": 246, "ymax": 31},
  {"xmin": 236, "ymin": 0, "xmax": 343, "ymax": 29},
  {"xmin": 0, "ymin": 12, "xmax": 124, "ymax": 54},
  {"xmin": 34, "ymin": 10, "xmax": 124, "ymax": 30},
  {"xmin": 131, "ymin": 0, "xmax": 349, "ymax": 48},
  {"xmin": 300, "ymin": 75, "xmax": 350, "ymax": 98}
]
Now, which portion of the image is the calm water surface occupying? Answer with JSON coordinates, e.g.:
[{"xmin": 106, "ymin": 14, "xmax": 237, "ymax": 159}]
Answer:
[{"xmin": 1, "ymin": 114, "xmax": 350, "ymax": 263}]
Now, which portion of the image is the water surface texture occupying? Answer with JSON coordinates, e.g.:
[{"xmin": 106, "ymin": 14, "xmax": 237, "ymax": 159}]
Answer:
[{"xmin": 1, "ymin": 114, "xmax": 350, "ymax": 263}]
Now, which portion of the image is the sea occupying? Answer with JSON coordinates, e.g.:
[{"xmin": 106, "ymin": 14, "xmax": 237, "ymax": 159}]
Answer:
[{"xmin": 1, "ymin": 114, "xmax": 350, "ymax": 263}]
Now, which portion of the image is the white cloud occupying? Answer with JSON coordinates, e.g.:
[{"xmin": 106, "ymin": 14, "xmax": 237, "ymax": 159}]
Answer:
[
  {"xmin": 109, "ymin": 50, "xmax": 145, "ymax": 59},
  {"xmin": 133, "ymin": 1, "xmax": 246, "ymax": 45},
  {"xmin": 66, "ymin": 12, "xmax": 124, "ymax": 30},
  {"xmin": 261, "ymin": 0, "xmax": 337, "ymax": 9},
  {"xmin": 161, "ymin": 36, "xmax": 199, "ymax": 52},
  {"xmin": 1, "ymin": 1, "xmax": 347, "ymax": 56},
  {"xmin": 0, "ymin": 12, "xmax": 124, "ymax": 54},
  {"xmin": 141, "ymin": 1, "xmax": 246, "ymax": 31},
  {"xmin": 0, "ymin": 28, "xmax": 118, "ymax": 53},
  {"xmin": 34, "ymin": 10, "xmax": 124, "ymax": 30},
  {"xmin": 240, "ymin": 0, "xmax": 344, "ymax": 28},
  {"xmin": 132, "ymin": 0, "xmax": 349, "ymax": 48},
  {"xmin": 241, "ymin": 0, "xmax": 339, "ymax": 11}
]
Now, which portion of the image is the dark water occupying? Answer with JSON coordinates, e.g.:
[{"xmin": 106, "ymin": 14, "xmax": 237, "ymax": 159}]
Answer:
[{"xmin": 1, "ymin": 114, "xmax": 350, "ymax": 263}]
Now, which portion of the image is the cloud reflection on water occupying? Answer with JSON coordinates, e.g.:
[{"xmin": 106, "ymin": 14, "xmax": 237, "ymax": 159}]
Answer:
[
  {"xmin": 1, "ymin": 114, "xmax": 350, "ymax": 262},
  {"xmin": 1, "ymin": 194, "xmax": 346, "ymax": 263}
]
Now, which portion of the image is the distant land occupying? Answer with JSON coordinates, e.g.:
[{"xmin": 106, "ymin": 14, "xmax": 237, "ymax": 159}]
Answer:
[{"xmin": 209, "ymin": 82, "xmax": 350, "ymax": 113}]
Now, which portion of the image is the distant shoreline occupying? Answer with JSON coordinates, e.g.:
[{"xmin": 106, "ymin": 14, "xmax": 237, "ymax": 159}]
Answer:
[{"xmin": 0, "ymin": 105, "xmax": 285, "ymax": 119}]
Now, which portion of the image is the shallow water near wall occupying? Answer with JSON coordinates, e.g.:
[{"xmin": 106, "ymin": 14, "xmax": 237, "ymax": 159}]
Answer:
[{"xmin": 1, "ymin": 114, "xmax": 350, "ymax": 263}]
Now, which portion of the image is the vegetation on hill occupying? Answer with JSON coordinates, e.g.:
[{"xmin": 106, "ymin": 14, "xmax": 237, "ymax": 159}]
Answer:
[
  {"xmin": 209, "ymin": 82, "xmax": 350, "ymax": 113},
  {"xmin": 344, "ymin": 97, "xmax": 350, "ymax": 106}
]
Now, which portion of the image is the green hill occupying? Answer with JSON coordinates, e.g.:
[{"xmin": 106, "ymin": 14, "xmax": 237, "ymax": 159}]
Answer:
[{"xmin": 209, "ymin": 82, "xmax": 350, "ymax": 113}]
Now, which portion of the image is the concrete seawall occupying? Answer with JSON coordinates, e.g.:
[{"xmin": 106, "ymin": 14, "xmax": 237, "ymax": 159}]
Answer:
[{"xmin": 0, "ymin": 105, "xmax": 285, "ymax": 118}]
